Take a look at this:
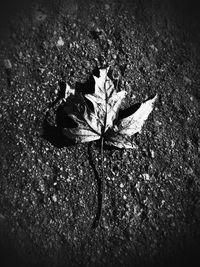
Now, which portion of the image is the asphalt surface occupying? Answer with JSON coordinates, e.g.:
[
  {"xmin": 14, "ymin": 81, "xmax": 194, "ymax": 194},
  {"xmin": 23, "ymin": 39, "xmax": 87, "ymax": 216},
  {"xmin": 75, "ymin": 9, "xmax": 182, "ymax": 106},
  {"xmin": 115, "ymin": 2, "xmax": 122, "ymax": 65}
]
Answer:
[{"xmin": 0, "ymin": 0, "xmax": 200, "ymax": 266}]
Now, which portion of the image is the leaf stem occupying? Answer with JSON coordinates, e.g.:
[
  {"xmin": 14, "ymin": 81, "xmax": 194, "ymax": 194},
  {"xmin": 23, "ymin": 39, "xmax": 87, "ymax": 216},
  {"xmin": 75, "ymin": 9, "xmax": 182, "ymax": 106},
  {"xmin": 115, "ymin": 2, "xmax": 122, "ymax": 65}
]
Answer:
[
  {"xmin": 100, "ymin": 136, "xmax": 105, "ymax": 222},
  {"xmin": 97, "ymin": 136, "xmax": 105, "ymax": 227},
  {"xmin": 92, "ymin": 137, "xmax": 105, "ymax": 228}
]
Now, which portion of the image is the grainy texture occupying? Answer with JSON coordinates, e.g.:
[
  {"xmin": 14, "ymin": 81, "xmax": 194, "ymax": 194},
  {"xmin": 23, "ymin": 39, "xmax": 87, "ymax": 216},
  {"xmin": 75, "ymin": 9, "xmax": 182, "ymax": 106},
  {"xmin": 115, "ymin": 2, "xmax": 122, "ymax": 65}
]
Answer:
[{"xmin": 0, "ymin": 0, "xmax": 200, "ymax": 266}]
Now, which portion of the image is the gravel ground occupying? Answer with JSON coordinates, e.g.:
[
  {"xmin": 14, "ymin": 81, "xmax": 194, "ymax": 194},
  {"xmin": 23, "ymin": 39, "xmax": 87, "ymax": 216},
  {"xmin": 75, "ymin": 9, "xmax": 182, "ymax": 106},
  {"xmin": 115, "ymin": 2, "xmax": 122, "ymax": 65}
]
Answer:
[{"xmin": 0, "ymin": 0, "xmax": 200, "ymax": 266}]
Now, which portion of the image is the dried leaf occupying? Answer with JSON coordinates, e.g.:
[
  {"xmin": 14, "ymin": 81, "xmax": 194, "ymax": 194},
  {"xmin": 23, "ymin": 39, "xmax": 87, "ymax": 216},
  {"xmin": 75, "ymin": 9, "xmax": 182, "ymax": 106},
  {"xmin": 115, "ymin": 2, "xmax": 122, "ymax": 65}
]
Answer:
[
  {"xmin": 63, "ymin": 68, "xmax": 157, "ymax": 148},
  {"xmin": 117, "ymin": 96, "xmax": 157, "ymax": 136},
  {"xmin": 106, "ymin": 95, "xmax": 157, "ymax": 148}
]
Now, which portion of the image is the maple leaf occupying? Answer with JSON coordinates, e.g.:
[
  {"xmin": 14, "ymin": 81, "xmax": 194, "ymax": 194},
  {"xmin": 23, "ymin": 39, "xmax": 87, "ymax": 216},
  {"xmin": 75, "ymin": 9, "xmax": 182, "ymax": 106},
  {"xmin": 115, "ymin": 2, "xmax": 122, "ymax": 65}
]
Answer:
[
  {"xmin": 62, "ymin": 67, "xmax": 157, "ymax": 148},
  {"xmin": 55, "ymin": 67, "xmax": 158, "ymax": 228}
]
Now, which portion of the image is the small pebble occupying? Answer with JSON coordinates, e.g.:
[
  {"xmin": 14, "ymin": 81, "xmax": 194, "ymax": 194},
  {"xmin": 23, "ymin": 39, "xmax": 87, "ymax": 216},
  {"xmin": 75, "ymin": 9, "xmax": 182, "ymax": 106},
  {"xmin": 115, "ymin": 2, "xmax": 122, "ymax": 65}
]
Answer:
[
  {"xmin": 108, "ymin": 39, "xmax": 112, "ymax": 45},
  {"xmin": 120, "ymin": 183, "xmax": 124, "ymax": 188},
  {"xmin": 171, "ymin": 140, "xmax": 175, "ymax": 148},
  {"xmin": 155, "ymin": 120, "xmax": 162, "ymax": 126},
  {"xmin": 150, "ymin": 44, "xmax": 158, "ymax": 53},
  {"xmin": 4, "ymin": 59, "xmax": 12, "ymax": 69},
  {"xmin": 135, "ymin": 181, "xmax": 140, "ymax": 191},
  {"xmin": 39, "ymin": 68, "xmax": 45, "ymax": 74},
  {"xmin": 39, "ymin": 183, "xmax": 45, "ymax": 193},
  {"xmin": 150, "ymin": 149, "xmax": 155, "ymax": 158},
  {"xmin": 143, "ymin": 173, "xmax": 150, "ymax": 180},
  {"xmin": 52, "ymin": 194, "xmax": 57, "ymax": 202},
  {"xmin": 105, "ymin": 4, "xmax": 110, "ymax": 10},
  {"xmin": 183, "ymin": 76, "xmax": 192, "ymax": 85},
  {"xmin": 0, "ymin": 213, "xmax": 5, "ymax": 220},
  {"xmin": 131, "ymin": 93, "xmax": 136, "ymax": 99},
  {"xmin": 18, "ymin": 52, "xmax": 23, "ymax": 59},
  {"xmin": 57, "ymin": 37, "xmax": 64, "ymax": 47},
  {"xmin": 127, "ymin": 174, "xmax": 133, "ymax": 181},
  {"xmin": 161, "ymin": 200, "xmax": 165, "ymax": 207},
  {"xmin": 35, "ymin": 10, "xmax": 47, "ymax": 22},
  {"xmin": 190, "ymin": 96, "xmax": 194, "ymax": 101}
]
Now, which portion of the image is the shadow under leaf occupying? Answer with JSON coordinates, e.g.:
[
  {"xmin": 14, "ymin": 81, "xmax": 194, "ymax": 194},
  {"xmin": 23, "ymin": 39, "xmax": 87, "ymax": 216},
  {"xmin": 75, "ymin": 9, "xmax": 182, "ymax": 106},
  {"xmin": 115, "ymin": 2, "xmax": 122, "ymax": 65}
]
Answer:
[{"xmin": 42, "ymin": 118, "xmax": 75, "ymax": 148}]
